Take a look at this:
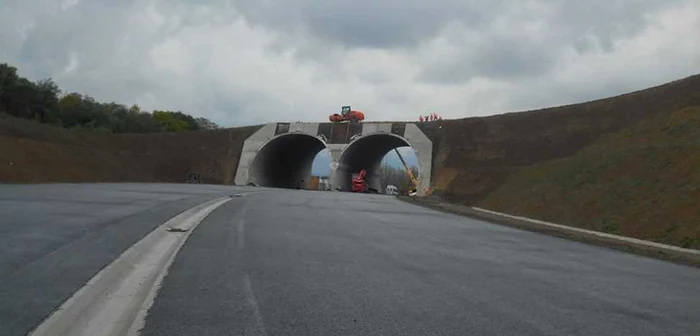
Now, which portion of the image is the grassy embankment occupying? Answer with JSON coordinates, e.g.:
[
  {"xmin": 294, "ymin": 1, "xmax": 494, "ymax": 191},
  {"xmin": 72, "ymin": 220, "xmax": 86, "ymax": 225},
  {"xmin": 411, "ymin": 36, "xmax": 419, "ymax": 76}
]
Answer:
[{"xmin": 480, "ymin": 106, "xmax": 700, "ymax": 249}]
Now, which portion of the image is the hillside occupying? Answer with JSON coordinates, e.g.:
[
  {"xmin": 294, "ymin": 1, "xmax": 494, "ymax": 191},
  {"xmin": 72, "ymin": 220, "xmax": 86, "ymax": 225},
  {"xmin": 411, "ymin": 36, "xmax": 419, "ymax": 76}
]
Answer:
[
  {"xmin": 478, "ymin": 107, "xmax": 700, "ymax": 249},
  {"xmin": 419, "ymin": 74, "xmax": 700, "ymax": 204},
  {"xmin": 0, "ymin": 114, "xmax": 260, "ymax": 184}
]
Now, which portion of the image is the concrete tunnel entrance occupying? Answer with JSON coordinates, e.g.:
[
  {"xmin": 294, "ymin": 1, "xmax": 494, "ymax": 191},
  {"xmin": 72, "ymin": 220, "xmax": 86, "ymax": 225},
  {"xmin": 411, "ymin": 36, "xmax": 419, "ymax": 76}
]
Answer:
[
  {"xmin": 249, "ymin": 133, "xmax": 327, "ymax": 189},
  {"xmin": 335, "ymin": 133, "xmax": 419, "ymax": 192},
  {"xmin": 235, "ymin": 122, "xmax": 432, "ymax": 194}
]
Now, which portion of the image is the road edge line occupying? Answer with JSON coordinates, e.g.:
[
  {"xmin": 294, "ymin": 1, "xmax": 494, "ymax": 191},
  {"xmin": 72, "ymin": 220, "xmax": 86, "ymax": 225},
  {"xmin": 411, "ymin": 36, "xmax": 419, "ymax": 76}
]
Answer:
[
  {"xmin": 399, "ymin": 197, "xmax": 700, "ymax": 268},
  {"xmin": 472, "ymin": 207, "xmax": 700, "ymax": 255},
  {"xmin": 28, "ymin": 196, "xmax": 232, "ymax": 336}
]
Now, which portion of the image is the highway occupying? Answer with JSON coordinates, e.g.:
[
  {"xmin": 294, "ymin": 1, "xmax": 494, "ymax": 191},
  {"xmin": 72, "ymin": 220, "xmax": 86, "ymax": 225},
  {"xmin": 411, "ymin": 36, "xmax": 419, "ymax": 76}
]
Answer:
[{"xmin": 1, "ymin": 184, "xmax": 699, "ymax": 335}]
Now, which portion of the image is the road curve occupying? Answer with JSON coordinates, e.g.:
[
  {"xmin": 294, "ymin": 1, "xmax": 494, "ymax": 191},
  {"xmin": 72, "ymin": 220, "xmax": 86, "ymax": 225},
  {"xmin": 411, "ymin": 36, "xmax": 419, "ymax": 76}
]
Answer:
[{"xmin": 1, "ymin": 184, "xmax": 699, "ymax": 336}]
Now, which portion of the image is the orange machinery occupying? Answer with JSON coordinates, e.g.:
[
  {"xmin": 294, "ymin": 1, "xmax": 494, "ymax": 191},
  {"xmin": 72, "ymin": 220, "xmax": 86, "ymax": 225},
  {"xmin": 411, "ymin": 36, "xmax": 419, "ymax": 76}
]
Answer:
[{"xmin": 329, "ymin": 105, "xmax": 365, "ymax": 123}]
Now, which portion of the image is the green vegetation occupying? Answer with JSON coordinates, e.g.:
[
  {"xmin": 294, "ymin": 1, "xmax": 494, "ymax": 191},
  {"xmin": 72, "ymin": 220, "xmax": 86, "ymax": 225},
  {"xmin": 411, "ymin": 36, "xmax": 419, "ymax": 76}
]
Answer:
[
  {"xmin": 0, "ymin": 63, "xmax": 219, "ymax": 133},
  {"xmin": 480, "ymin": 106, "xmax": 700, "ymax": 249}
]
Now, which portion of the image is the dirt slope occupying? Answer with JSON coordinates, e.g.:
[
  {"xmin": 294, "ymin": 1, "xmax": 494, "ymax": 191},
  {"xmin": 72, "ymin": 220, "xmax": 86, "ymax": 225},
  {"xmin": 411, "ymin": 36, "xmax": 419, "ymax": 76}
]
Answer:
[
  {"xmin": 478, "ymin": 107, "xmax": 700, "ymax": 249},
  {"xmin": 0, "ymin": 114, "xmax": 261, "ymax": 184},
  {"xmin": 419, "ymin": 74, "xmax": 700, "ymax": 204}
]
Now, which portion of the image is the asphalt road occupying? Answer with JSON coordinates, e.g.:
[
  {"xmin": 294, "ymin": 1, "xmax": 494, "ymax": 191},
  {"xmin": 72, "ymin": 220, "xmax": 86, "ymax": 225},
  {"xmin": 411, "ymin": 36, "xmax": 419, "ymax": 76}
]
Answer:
[
  {"xmin": 0, "ymin": 183, "xmax": 252, "ymax": 336},
  {"xmin": 1, "ymin": 184, "xmax": 700, "ymax": 335},
  {"xmin": 142, "ymin": 188, "xmax": 700, "ymax": 336}
]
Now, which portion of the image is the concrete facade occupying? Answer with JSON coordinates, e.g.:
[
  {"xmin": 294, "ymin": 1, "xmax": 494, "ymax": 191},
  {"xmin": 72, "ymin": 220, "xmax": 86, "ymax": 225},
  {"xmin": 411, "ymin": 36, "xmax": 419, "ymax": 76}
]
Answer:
[
  {"xmin": 233, "ymin": 123, "xmax": 278, "ymax": 187},
  {"xmin": 234, "ymin": 122, "xmax": 433, "ymax": 195}
]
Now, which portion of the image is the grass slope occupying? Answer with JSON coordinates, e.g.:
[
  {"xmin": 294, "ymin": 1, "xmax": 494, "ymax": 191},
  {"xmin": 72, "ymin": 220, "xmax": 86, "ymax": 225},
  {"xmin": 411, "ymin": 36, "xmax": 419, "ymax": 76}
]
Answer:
[
  {"xmin": 479, "ymin": 107, "xmax": 700, "ymax": 249},
  {"xmin": 419, "ymin": 73, "xmax": 700, "ymax": 204}
]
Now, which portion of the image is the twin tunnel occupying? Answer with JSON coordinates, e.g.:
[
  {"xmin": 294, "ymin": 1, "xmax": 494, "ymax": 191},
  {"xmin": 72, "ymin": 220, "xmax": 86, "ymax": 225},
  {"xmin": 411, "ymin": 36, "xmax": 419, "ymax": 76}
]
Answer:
[{"xmin": 249, "ymin": 132, "xmax": 419, "ymax": 192}]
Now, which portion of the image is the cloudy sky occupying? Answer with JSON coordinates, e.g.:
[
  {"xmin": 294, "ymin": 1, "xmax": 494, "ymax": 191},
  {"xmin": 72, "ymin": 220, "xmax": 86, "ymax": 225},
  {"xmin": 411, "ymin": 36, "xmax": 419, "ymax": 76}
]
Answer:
[{"xmin": 1, "ymin": 0, "xmax": 698, "ymax": 127}]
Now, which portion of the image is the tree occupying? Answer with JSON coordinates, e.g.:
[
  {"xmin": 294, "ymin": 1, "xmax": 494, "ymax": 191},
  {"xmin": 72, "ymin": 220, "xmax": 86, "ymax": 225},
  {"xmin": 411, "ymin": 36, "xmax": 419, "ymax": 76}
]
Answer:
[
  {"xmin": 195, "ymin": 117, "xmax": 220, "ymax": 130},
  {"xmin": 152, "ymin": 110, "xmax": 191, "ymax": 132},
  {"xmin": 0, "ymin": 63, "xmax": 19, "ymax": 111},
  {"xmin": 33, "ymin": 79, "xmax": 61, "ymax": 123},
  {"xmin": 0, "ymin": 62, "xmax": 219, "ymax": 134}
]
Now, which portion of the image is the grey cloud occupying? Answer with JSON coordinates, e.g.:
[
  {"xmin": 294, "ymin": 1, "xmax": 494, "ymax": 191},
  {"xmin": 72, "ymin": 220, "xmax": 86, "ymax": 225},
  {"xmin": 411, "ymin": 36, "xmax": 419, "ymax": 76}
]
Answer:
[
  {"xmin": 2, "ymin": 0, "xmax": 216, "ymax": 109},
  {"xmin": 231, "ymin": 0, "xmax": 499, "ymax": 49},
  {"xmin": 228, "ymin": 0, "xmax": 686, "ymax": 85},
  {"xmin": 0, "ymin": 0, "xmax": 697, "ymax": 127},
  {"xmin": 230, "ymin": 0, "xmax": 683, "ymax": 52},
  {"xmin": 417, "ymin": 34, "xmax": 558, "ymax": 84},
  {"xmin": 299, "ymin": 0, "xmax": 481, "ymax": 49},
  {"xmin": 413, "ymin": 0, "xmax": 687, "ymax": 84}
]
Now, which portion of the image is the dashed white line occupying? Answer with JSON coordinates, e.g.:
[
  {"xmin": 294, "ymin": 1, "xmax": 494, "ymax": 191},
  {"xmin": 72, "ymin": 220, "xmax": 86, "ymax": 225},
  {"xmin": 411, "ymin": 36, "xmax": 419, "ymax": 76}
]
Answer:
[
  {"xmin": 237, "ymin": 218, "xmax": 245, "ymax": 250},
  {"xmin": 243, "ymin": 274, "xmax": 268, "ymax": 336}
]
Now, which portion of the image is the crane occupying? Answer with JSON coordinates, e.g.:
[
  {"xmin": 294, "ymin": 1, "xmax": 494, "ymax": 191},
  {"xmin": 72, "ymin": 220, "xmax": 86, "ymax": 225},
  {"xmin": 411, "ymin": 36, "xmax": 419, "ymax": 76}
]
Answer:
[{"xmin": 393, "ymin": 148, "xmax": 419, "ymax": 195}]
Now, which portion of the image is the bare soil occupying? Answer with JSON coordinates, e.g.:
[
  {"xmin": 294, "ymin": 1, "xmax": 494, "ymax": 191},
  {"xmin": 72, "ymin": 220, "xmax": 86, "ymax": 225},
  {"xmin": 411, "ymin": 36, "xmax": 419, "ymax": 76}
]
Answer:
[{"xmin": 0, "ymin": 114, "xmax": 260, "ymax": 184}]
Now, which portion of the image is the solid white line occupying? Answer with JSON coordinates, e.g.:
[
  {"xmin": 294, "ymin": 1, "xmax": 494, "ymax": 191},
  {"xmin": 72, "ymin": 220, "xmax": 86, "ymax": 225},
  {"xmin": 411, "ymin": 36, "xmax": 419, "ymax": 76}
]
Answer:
[
  {"xmin": 243, "ymin": 274, "xmax": 268, "ymax": 336},
  {"xmin": 238, "ymin": 218, "xmax": 245, "ymax": 250},
  {"xmin": 29, "ymin": 196, "xmax": 232, "ymax": 336},
  {"xmin": 472, "ymin": 207, "xmax": 700, "ymax": 255}
]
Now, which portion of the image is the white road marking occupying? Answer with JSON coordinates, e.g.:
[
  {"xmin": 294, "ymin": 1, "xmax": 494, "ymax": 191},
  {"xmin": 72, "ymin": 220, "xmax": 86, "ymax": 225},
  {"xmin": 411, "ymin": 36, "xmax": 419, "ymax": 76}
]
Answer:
[
  {"xmin": 243, "ymin": 274, "xmax": 268, "ymax": 336},
  {"xmin": 28, "ymin": 196, "xmax": 232, "ymax": 336},
  {"xmin": 472, "ymin": 207, "xmax": 700, "ymax": 256},
  {"xmin": 238, "ymin": 218, "xmax": 245, "ymax": 250}
]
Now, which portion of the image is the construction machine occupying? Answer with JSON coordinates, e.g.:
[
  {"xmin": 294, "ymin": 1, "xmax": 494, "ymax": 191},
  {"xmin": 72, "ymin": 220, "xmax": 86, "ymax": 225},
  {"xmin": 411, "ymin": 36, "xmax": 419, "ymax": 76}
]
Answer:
[
  {"xmin": 351, "ymin": 169, "xmax": 379, "ymax": 193},
  {"xmin": 351, "ymin": 169, "xmax": 368, "ymax": 192},
  {"xmin": 393, "ymin": 148, "xmax": 419, "ymax": 195},
  {"xmin": 330, "ymin": 105, "xmax": 365, "ymax": 123}
]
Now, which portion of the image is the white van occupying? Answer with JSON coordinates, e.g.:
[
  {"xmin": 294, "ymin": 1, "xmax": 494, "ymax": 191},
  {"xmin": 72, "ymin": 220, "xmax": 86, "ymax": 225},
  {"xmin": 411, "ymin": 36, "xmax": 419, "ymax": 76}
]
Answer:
[{"xmin": 385, "ymin": 185, "xmax": 399, "ymax": 196}]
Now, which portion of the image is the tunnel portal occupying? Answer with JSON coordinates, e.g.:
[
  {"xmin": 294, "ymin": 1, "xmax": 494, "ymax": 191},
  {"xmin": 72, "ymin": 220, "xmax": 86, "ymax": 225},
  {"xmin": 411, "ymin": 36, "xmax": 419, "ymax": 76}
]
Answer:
[
  {"xmin": 335, "ymin": 134, "xmax": 419, "ymax": 192},
  {"xmin": 236, "ymin": 122, "xmax": 432, "ymax": 195},
  {"xmin": 249, "ymin": 133, "xmax": 327, "ymax": 189}
]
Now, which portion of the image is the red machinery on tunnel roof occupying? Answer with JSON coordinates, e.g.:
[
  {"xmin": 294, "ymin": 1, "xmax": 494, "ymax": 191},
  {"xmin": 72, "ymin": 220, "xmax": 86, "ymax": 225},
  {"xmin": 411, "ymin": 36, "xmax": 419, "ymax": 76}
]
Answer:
[{"xmin": 330, "ymin": 106, "xmax": 365, "ymax": 123}]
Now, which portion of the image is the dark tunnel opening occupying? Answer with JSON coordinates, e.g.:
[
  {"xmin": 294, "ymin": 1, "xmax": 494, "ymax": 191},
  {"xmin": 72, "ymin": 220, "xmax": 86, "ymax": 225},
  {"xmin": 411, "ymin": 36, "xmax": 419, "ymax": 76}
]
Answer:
[
  {"xmin": 250, "ymin": 133, "xmax": 327, "ymax": 189},
  {"xmin": 336, "ymin": 134, "xmax": 419, "ymax": 192}
]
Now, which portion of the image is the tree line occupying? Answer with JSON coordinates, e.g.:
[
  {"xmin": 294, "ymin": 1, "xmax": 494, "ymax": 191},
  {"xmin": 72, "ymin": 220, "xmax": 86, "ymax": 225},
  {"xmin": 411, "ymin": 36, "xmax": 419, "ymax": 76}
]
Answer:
[{"xmin": 0, "ymin": 63, "xmax": 220, "ymax": 133}]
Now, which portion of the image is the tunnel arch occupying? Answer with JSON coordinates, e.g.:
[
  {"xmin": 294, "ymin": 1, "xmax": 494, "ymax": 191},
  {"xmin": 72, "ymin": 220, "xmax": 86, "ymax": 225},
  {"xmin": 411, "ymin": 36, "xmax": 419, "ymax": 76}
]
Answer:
[
  {"xmin": 249, "ymin": 132, "xmax": 328, "ymax": 189},
  {"xmin": 335, "ymin": 133, "xmax": 420, "ymax": 192}
]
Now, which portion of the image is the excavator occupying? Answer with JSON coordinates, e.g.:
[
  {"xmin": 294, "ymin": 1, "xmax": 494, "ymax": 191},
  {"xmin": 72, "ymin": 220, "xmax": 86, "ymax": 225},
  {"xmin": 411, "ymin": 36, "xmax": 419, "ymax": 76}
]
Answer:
[
  {"xmin": 351, "ymin": 169, "xmax": 367, "ymax": 192},
  {"xmin": 329, "ymin": 105, "xmax": 365, "ymax": 123},
  {"xmin": 393, "ymin": 148, "xmax": 419, "ymax": 195},
  {"xmin": 352, "ymin": 149, "xmax": 418, "ymax": 195}
]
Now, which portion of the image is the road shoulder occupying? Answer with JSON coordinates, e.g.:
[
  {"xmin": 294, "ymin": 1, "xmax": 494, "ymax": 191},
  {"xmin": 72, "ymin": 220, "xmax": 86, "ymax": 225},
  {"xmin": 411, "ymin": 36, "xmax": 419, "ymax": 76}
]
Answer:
[{"xmin": 399, "ymin": 196, "xmax": 700, "ymax": 268}]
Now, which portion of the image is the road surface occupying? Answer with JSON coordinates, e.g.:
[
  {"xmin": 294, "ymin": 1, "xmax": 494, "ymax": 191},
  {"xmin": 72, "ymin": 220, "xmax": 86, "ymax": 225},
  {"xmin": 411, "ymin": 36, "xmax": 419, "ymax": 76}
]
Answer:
[{"xmin": 1, "ymin": 183, "xmax": 699, "ymax": 335}]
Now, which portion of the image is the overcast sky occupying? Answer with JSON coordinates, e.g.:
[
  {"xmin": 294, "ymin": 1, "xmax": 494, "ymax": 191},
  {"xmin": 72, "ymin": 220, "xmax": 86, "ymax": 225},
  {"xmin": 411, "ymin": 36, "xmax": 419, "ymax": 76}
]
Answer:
[{"xmin": 1, "ymin": 0, "xmax": 698, "ymax": 127}]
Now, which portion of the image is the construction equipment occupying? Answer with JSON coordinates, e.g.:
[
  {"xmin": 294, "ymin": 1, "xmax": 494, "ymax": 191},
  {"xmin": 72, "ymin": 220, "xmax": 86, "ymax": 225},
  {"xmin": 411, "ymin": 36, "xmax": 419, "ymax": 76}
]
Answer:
[
  {"xmin": 393, "ymin": 148, "xmax": 419, "ymax": 195},
  {"xmin": 351, "ymin": 169, "xmax": 378, "ymax": 193},
  {"xmin": 351, "ymin": 169, "xmax": 368, "ymax": 192},
  {"xmin": 329, "ymin": 105, "xmax": 365, "ymax": 123}
]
